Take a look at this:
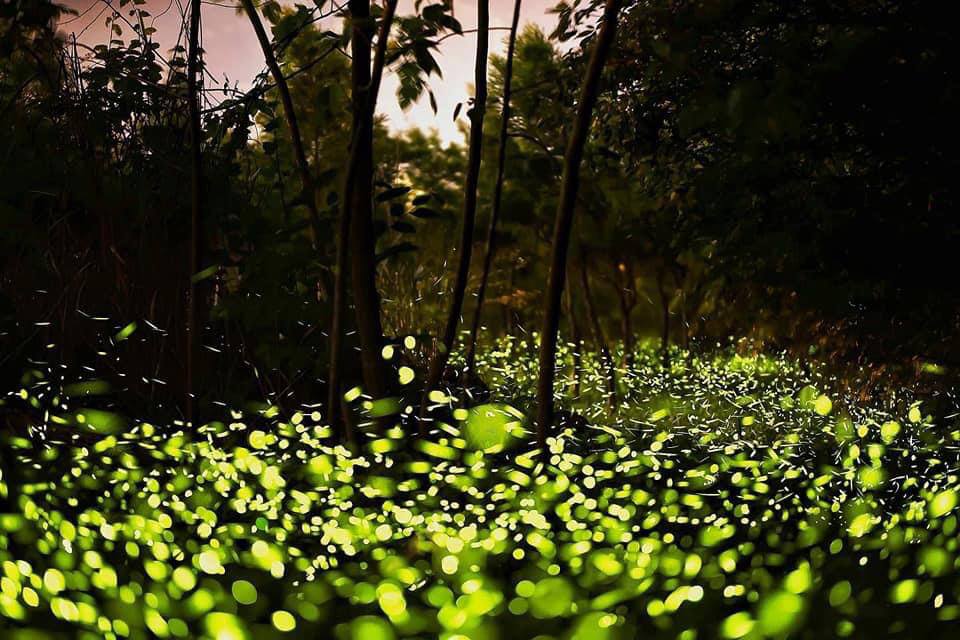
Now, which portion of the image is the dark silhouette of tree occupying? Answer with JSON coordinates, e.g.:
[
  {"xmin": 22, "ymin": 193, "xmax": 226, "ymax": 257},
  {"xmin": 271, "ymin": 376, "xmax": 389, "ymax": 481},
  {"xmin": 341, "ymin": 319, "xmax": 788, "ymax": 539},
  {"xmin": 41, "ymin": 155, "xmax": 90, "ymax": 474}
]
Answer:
[
  {"xmin": 464, "ymin": 0, "xmax": 522, "ymax": 376},
  {"xmin": 611, "ymin": 256, "xmax": 637, "ymax": 366},
  {"xmin": 7, "ymin": 0, "xmax": 960, "ymax": 432},
  {"xmin": 579, "ymin": 246, "xmax": 616, "ymax": 400},
  {"xmin": 422, "ymin": 0, "xmax": 490, "ymax": 418},
  {"xmin": 328, "ymin": 0, "xmax": 398, "ymax": 439},
  {"xmin": 563, "ymin": 280, "xmax": 583, "ymax": 398},
  {"xmin": 186, "ymin": 0, "xmax": 203, "ymax": 425},
  {"xmin": 240, "ymin": 0, "xmax": 322, "ymax": 245},
  {"xmin": 656, "ymin": 265, "xmax": 671, "ymax": 368},
  {"xmin": 535, "ymin": 0, "xmax": 623, "ymax": 446}
]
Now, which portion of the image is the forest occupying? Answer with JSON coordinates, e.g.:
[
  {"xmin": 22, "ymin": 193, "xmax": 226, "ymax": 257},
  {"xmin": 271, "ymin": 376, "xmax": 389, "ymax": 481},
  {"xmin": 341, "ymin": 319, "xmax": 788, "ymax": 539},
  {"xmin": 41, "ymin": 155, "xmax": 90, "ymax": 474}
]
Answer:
[{"xmin": 2, "ymin": 0, "xmax": 960, "ymax": 638}]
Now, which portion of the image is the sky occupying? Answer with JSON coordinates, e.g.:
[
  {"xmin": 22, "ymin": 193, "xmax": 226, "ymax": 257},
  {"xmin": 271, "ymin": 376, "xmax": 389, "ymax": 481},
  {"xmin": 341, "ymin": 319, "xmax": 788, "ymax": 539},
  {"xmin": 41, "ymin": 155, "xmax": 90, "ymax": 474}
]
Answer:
[{"xmin": 57, "ymin": 0, "xmax": 561, "ymax": 144}]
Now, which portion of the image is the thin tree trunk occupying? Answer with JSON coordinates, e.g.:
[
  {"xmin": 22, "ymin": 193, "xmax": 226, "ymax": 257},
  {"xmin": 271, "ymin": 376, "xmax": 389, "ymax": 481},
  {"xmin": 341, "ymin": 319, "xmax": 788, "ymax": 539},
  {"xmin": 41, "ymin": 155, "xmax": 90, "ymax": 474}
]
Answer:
[
  {"xmin": 672, "ymin": 266, "xmax": 691, "ymax": 350},
  {"xmin": 502, "ymin": 261, "xmax": 516, "ymax": 335},
  {"xmin": 612, "ymin": 256, "xmax": 635, "ymax": 365},
  {"xmin": 185, "ymin": 0, "xmax": 203, "ymax": 425},
  {"xmin": 422, "ymin": 0, "xmax": 490, "ymax": 421},
  {"xmin": 328, "ymin": 0, "xmax": 398, "ymax": 441},
  {"xmin": 347, "ymin": 0, "xmax": 384, "ymax": 403},
  {"xmin": 564, "ymin": 279, "xmax": 583, "ymax": 398},
  {"xmin": 579, "ymin": 253, "xmax": 616, "ymax": 400},
  {"xmin": 657, "ymin": 267, "xmax": 671, "ymax": 368},
  {"xmin": 241, "ymin": 0, "xmax": 322, "ymax": 243},
  {"xmin": 684, "ymin": 278, "xmax": 706, "ymax": 347},
  {"xmin": 679, "ymin": 290, "xmax": 689, "ymax": 349},
  {"xmin": 463, "ymin": 0, "xmax": 522, "ymax": 375},
  {"xmin": 534, "ymin": 0, "xmax": 622, "ymax": 447}
]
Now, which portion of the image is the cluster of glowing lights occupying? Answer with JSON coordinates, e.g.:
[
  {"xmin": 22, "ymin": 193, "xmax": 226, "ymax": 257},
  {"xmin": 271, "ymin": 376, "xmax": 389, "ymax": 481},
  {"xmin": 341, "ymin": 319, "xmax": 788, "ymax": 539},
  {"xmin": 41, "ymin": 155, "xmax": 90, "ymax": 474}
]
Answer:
[{"xmin": 1, "ymin": 340, "xmax": 959, "ymax": 638}]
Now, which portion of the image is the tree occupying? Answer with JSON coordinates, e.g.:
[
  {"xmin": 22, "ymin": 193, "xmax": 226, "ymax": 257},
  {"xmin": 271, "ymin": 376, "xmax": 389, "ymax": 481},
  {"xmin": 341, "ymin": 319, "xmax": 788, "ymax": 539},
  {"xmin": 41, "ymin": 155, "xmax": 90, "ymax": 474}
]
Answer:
[
  {"xmin": 422, "ymin": 0, "xmax": 490, "ymax": 418},
  {"xmin": 240, "ymin": 0, "xmax": 322, "ymax": 245},
  {"xmin": 611, "ymin": 255, "xmax": 638, "ymax": 365},
  {"xmin": 578, "ymin": 245, "xmax": 616, "ymax": 400},
  {"xmin": 563, "ymin": 279, "xmax": 584, "ymax": 397},
  {"xmin": 464, "ymin": 0, "xmax": 523, "ymax": 375},
  {"xmin": 328, "ymin": 0, "xmax": 398, "ymax": 439},
  {"xmin": 535, "ymin": 0, "xmax": 623, "ymax": 446},
  {"xmin": 185, "ymin": 0, "xmax": 203, "ymax": 424},
  {"xmin": 590, "ymin": 0, "xmax": 960, "ymax": 369}
]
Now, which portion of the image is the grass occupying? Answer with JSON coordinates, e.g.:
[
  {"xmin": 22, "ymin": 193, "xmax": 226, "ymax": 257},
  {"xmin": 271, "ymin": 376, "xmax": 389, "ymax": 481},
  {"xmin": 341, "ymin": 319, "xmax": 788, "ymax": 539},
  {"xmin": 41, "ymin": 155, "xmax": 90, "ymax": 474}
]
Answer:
[{"xmin": 1, "ymin": 339, "xmax": 959, "ymax": 639}]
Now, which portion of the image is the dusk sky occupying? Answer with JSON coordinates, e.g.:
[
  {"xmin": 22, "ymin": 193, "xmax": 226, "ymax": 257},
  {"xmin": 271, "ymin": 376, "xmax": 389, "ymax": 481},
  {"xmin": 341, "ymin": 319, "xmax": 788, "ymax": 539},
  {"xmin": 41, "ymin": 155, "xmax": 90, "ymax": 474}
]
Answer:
[{"xmin": 58, "ymin": 1, "xmax": 561, "ymax": 144}]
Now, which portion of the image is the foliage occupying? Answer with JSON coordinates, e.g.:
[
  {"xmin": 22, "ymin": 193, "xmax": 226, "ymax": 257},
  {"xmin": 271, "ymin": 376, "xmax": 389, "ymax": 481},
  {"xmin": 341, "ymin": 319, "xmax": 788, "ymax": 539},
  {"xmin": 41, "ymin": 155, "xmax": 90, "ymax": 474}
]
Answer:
[
  {"xmin": 586, "ymin": 0, "xmax": 960, "ymax": 365},
  {"xmin": 3, "ymin": 2, "xmax": 960, "ymax": 634},
  {"xmin": 5, "ymin": 0, "xmax": 958, "ymax": 408}
]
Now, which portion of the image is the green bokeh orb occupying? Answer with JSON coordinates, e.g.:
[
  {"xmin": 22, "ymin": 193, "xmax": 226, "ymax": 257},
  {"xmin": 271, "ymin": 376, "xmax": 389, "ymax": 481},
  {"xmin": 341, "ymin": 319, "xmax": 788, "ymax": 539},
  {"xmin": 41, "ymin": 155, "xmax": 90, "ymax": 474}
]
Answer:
[{"xmin": 461, "ymin": 403, "xmax": 525, "ymax": 452}]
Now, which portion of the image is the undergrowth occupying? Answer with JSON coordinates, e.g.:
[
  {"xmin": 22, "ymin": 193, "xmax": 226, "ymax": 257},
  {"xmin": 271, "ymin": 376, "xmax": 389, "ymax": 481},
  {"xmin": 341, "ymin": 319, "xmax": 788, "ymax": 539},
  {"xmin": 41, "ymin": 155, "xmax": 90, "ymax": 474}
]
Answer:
[{"xmin": 1, "ymin": 339, "xmax": 959, "ymax": 639}]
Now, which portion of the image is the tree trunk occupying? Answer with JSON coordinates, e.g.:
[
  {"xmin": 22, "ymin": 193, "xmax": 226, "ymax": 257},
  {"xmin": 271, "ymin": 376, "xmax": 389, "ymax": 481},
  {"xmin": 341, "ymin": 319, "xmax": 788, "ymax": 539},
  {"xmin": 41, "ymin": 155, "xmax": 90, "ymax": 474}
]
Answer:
[
  {"xmin": 241, "ymin": 0, "xmax": 322, "ymax": 244},
  {"xmin": 612, "ymin": 256, "xmax": 636, "ymax": 365},
  {"xmin": 684, "ymin": 278, "xmax": 706, "ymax": 347},
  {"xmin": 579, "ymin": 252, "xmax": 616, "ymax": 400},
  {"xmin": 463, "ymin": 0, "xmax": 522, "ymax": 375},
  {"xmin": 328, "ymin": 0, "xmax": 397, "ymax": 440},
  {"xmin": 422, "ymin": 0, "xmax": 490, "ymax": 420},
  {"xmin": 533, "ymin": 0, "xmax": 622, "ymax": 447},
  {"xmin": 678, "ymin": 287, "xmax": 689, "ymax": 350},
  {"xmin": 657, "ymin": 267, "xmax": 671, "ymax": 368},
  {"xmin": 185, "ymin": 0, "xmax": 203, "ymax": 425},
  {"xmin": 671, "ymin": 264, "xmax": 689, "ymax": 350},
  {"xmin": 502, "ymin": 261, "xmax": 516, "ymax": 335},
  {"xmin": 563, "ymin": 278, "xmax": 583, "ymax": 398}
]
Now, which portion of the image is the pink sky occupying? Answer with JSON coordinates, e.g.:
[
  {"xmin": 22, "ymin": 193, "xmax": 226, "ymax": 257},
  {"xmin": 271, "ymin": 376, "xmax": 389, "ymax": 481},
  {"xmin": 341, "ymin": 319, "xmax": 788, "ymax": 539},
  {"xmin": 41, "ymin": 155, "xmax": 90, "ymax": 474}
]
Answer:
[{"xmin": 58, "ymin": 1, "xmax": 560, "ymax": 144}]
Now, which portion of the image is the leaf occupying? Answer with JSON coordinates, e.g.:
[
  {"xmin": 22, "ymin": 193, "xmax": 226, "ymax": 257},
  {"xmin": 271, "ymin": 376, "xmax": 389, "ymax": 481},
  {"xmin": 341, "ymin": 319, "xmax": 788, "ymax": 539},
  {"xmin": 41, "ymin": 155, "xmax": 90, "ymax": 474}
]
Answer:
[
  {"xmin": 413, "ymin": 43, "xmax": 439, "ymax": 76},
  {"xmin": 191, "ymin": 264, "xmax": 219, "ymax": 284},
  {"xmin": 428, "ymin": 90, "xmax": 438, "ymax": 115},
  {"xmin": 392, "ymin": 221, "xmax": 416, "ymax": 233},
  {"xmin": 453, "ymin": 102, "xmax": 463, "ymax": 121},
  {"xmin": 397, "ymin": 61, "xmax": 425, "ymax": 110},
  {"xmin": 410, "ymin": 207, "xmax": 440, "ymax": 219},
  {"xmin": 440, "ymin": 14, "xmax": 462, "ymax": 34},
  {"xmin": 412, "ymin": 194, "xmax": 432, "ymax": 206},
  {"xmin": 377, "ymin": 186, "xmax": 411, "ymax": 202},
  {"xmin": 375, "ymin": 242, "xmax": 418, "ymax": 264},
  {"xmin": 422, "ymin": 3, "xmax": 446, "ymax": 23}
]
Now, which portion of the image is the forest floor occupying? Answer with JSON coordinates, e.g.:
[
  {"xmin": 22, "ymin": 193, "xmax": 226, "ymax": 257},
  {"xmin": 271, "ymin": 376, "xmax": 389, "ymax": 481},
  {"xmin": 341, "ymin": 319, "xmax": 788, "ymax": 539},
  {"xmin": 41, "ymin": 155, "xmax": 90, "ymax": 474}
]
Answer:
[{"xmin": 1, "ymin": 340, "xmax": 959, "ymax": 639}]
